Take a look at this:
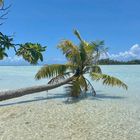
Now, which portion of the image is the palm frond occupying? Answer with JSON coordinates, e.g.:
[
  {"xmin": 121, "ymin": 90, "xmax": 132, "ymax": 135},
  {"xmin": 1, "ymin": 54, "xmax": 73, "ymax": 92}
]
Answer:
[
  {"xmin": 83, "ymin": 65, "xmax": 102, "ymax": 74},
  {"xmin": 65, "ymin": 79, "xmax": 81, "ymax": 97},
  {"xmin": 90, "ymin": 40, "xmax": 105, "ymax": 51},
  {"xmin": 73, "ymin": 29, "xmax": 83, "ymax": 42},
  {"xmin": 65, "ymin": 62, "xmax": 78, "ymax": 70},
  {"xmin": 89, "ymin": 40, "xmax": 108, "ymax": 63},
  {"xmin": 78, "ymin": 75, "xmax": 88, "ymax": 92},
  {"xmin": 73, "ymin": 30, "xmax": 94, "ymax": 60},
  {"xmin": 91, "ymin": 73, "xmax": 128, "ymax": 90},
  {"xmin": 79, "ymin": 43, "xmax": 87, "ymax": 65},
  {"xmin": 58, "ymin": 40, "xmax": 81, "ymax": 65},
  {"xmin": 35, "ymin": 64, "xmax": 71, "ymax": 80},
  {"xmin": 48, "ymin": 72, "xmax": 71, "ymax": 84},
  {"xmin": 83, "ymin": 42, "xmax": 94, "ymax": 54},
  {"xmin": 90, "ymin": 65, "xmax": 102, "ymax": 73},
  {"xmin": 65, "ymin": 76, "xmax": 89, "ymax": 97},
  {"xmin": 84, "ymin": 78, "xmax": 96, "ymax": 96}
]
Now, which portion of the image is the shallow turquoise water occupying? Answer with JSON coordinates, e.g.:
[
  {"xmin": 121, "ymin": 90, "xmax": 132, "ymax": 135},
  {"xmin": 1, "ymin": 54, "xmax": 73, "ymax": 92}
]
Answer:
[{"xmin": 0, "ymin": 65, "xmax": 140, "ymax": 105}]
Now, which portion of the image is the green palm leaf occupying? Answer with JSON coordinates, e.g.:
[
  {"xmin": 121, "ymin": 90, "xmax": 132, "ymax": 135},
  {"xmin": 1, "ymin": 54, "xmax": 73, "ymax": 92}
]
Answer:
[
  {"xmin": 74, "ymin": 30, "xmax": 93, "ymax": 61},
  {"xmin": 35, "ymin": 64, "xmax": 72, "ymax": 80},
  {"xmin": 79, "ymin": 43, "xmax": 87, "ymax": 66},
  {"xmin": 48, "ymin": 72, "xmax": 71, "ymax": 84},
  {"xmin": 78, "ymin": 75, "xmax": 88, "ymax": 92},
  {"xmin": 91, "ymin": 73, "xmax": 128, "ymax": 90},
  {"xmin": 84, "ymin": 65, "xmax": 102, "ymax": 74},
  {"xmin": 90, "ymin": 65, "xmax": 102, "ymax": 73},
  {"xmin": 65, "ymin": 76, "xmax": 89, "ymax": 97}
]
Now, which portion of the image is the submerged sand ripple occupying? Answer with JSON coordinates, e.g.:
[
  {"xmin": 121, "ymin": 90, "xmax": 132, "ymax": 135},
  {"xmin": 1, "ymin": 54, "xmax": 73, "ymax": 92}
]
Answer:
[{"xmin": 0, "ymin": 100, "xmax": 140, "ymax": 140}]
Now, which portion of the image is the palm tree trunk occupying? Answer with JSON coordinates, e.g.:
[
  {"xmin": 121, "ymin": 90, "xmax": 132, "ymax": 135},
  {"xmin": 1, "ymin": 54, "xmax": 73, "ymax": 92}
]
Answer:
[{"xmin": 0, "ymin": 76, "xmax": 74, "ymax": 101}]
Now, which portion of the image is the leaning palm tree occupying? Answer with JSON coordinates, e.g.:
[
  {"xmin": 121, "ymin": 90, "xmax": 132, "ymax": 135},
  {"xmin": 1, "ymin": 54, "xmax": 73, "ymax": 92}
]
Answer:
[
  {"xmin": 35, "ymin": 30, "xmax": 127, "ymax": 97},
  {"xmin": 0, "ymin": 30, "xmax": 127, "ymax": 101}
]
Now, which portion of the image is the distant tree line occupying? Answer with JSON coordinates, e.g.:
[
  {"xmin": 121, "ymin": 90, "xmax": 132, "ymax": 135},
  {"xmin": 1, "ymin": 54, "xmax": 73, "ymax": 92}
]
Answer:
[{"xmin": 98, "ymin": 58, "xmax": 140, "ymax": 65}]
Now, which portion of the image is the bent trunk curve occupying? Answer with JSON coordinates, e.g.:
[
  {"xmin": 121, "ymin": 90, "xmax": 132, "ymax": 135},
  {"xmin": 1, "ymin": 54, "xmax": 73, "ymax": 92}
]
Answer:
[{"xmin": 0, "ymin": 76, "xmax": 74, "ymax": 101}]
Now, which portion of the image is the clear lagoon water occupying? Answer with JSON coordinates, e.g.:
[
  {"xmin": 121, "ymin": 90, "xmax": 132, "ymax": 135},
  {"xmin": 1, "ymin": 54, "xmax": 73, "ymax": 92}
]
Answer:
[{"xmin": 0, "ymin": 65, "xmax": 140, "ymax": 105}]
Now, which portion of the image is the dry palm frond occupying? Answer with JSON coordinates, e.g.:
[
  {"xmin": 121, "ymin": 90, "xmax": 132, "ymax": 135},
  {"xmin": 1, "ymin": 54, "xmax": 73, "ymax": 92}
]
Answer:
[
  {"xmin": 58, "ymin": 40, "xmax": 81, "ymax": 65},
  {"xmin": 91, "ymin": 73, "xmax": 128, "ymax": 90}
]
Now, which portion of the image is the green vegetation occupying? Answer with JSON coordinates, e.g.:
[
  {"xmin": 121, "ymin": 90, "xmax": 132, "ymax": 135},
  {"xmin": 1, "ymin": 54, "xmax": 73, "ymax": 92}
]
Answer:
[
  {"xmin": 99, "ymin": 58, "xmax": 140, "ymax": 65},
  {"xmin": 16, "ymin": 43, "xmax": 46, "ymax": 64},
  {"xmin": 35, "ymin": 30, "xmax": 128, "ymax": 97},
  {"xmin": 0, "ymin": 32, "xmax": 47, "ymax": 64},
  {"xmin": 0, "ymin": 2, "xmax": 47, "ymax": 64}
]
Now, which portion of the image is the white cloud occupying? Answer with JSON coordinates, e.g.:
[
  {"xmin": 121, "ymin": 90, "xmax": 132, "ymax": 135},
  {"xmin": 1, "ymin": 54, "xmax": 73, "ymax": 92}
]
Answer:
[
  {"xmin": 0, "ymin": 56, "xmax": 29, "ymax": 65},
  {"xmin": 0, "ymin": 56, "xmax": 66, "ymax": 65},
  {"xmin": 107, "ymin": 44, "xmax": 140, "ymax": 61}
]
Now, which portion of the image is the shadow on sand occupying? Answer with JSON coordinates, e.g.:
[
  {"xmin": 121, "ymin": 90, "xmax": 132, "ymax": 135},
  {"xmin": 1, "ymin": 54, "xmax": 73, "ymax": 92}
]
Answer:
[{"xmin": 0, "ymin": 91, "xmax": 126, "ymax": 107}]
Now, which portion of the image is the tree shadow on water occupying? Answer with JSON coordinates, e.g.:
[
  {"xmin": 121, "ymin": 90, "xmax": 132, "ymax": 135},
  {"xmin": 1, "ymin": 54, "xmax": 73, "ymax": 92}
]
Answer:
[
  {"xmin": 0, "ymin": 93, "xmax": 68, "ymax": 107},
  {"xmin": 0, "ymin": 91, "xmax": 126, "ymax": 107},
  {"xmin": 91, "ymin": 93, "xmax": 126, "ymax": 100}
]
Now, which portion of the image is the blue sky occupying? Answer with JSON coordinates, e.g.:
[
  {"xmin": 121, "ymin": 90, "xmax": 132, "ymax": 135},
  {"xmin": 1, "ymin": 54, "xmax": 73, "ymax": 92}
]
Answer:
[{"xmin": 1, "ymin": 0, "xmax": 140, "ymax": 65}]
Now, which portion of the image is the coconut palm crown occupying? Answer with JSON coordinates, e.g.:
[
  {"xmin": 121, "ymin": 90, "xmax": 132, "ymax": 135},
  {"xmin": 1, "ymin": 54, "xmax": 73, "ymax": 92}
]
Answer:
[{"xmin": 36, "ymin": 30, "xmax": 128, "ymax": 97}]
